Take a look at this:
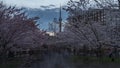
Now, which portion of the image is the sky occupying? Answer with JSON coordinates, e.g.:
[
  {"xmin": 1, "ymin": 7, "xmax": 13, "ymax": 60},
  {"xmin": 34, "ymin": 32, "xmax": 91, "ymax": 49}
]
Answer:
[
  {"xmin": 1, "ymin": 0, "xmax": 74, "ymax": 9},
  {"xmin": 0, "ymin": 0, "xmax": 78, "ymax": 30}
]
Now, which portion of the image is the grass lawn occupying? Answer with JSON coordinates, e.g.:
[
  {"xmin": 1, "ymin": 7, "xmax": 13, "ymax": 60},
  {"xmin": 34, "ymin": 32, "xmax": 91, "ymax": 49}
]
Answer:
[
  {"xmin": 68, "ymin": 55, "xmax": 120, "ymax": 63},
  {"xmin": 67, "ymin": 56, "xmax": 120, "ymax": 68},
  {"xmin": 0, "ymin": 57, "xmax": 25, "ymax": 68}
]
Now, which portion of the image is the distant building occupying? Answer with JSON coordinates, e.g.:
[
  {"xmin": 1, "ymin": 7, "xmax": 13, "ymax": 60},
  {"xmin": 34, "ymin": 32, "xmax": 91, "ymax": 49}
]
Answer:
[
  {"xmin": 46, "ymin": 32, "xmax": 56, "ymax": 36},
  {"xmin": 76, "ymin": 9, "xmax": 120, "ymax": 25},
  {"xmin": 59, "ymin": 5, "xmax": 62, "ymax": 32},
  {"xmin": 48, "ymin": 5, "xmax": 63, "ymax": 33}
]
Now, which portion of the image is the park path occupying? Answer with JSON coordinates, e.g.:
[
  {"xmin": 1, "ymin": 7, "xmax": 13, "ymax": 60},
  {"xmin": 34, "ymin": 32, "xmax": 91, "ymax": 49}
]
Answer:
[
  {"xmin": 20, "ymin": 52, "xmax": 120, "ymax": 68},
  {"xmin": 28, "ymin": 53, "xmax": 74, "ymax": 68}
]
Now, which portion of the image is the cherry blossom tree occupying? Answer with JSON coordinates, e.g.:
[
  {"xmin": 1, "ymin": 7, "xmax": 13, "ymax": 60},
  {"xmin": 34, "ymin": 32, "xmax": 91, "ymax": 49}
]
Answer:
[
  {"xmin": 63, "ymin": 0, "xmax": 120, "ymax": 58},
  {"xmin": 0, "ymin": 2, "xmax": 46, "ymax": 60},
  {"xmin": 93, "ymin": 0, "xmax": 120, "ymax": 9}
]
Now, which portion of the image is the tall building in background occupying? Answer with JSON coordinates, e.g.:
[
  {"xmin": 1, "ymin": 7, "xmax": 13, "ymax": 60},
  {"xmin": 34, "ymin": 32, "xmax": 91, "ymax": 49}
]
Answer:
[
  {"xmin": 47, "ymin": 5, "xmax": 63, "ymax": 36},
  {"xmin": 59, "ymin": 5, "xmax": 62, "ymax": 32}
]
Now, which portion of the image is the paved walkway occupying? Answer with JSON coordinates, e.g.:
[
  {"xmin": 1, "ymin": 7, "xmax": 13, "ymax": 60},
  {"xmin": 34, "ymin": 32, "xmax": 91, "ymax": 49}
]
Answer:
[{"xmin": 29, "ymin": 53, "xmax": 74, "ymax": 68}]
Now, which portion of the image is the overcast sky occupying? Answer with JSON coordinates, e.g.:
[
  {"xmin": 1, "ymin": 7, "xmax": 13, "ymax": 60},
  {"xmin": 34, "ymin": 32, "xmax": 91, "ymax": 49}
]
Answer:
[{"xmin": 1, "ymin": 0, "xmax": 78, "ymax": 9}]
